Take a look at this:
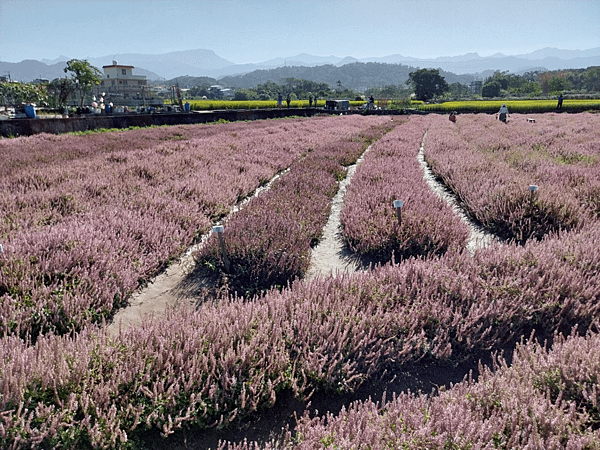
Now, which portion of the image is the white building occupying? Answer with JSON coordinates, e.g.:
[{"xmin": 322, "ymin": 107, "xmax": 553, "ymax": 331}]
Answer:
[{"xmin": 96, "ymin": 61, "xmax": 161, "ymax": 106}]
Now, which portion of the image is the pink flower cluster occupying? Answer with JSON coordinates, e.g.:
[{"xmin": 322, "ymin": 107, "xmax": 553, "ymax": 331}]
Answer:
[
  {"xmin": 4, "ymin": 218, "xmax": 600, "ymax": 447},
  {"xmin": 266, "ymin": 330, "xmax": 600, "ymax": 449}
]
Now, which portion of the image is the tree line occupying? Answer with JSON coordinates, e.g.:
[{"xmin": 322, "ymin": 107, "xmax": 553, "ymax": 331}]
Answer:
[{"xmin": 172, "ymin": 66, "xmax": 600, "ymax": 102}]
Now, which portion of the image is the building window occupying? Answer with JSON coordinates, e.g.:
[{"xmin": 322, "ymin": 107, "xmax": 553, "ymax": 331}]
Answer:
[
  {"xmin": 121, "ymin": 69, "xmax": 127, "ymax": 75},
  {"xmin": 106, "ymin": 74, "xmax": 110, "ymax": 78}
]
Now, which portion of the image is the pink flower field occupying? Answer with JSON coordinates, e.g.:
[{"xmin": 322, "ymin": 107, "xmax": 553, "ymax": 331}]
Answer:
[
  {"xmin": 424, "ymin": 112, "xmax": 600, "ymax": 243},
  {"xmin": 2, "ymin": 112, "xmax": 600, "ymax": 449},
  {"xmin": 0, "ymin": 116, "xmax": 391, "ymax": 340},
  {"xmin": 340, "ymin": 114, "xmax": 470, "ymax": 262}
]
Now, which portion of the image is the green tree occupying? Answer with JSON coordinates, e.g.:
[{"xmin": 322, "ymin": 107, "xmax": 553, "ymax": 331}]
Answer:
[
  {"xmin": 485, "ymin": 71, "xmax": 510, "ymax": 90},
  {"xmin": 233, "ymin": 89, "xmax": 253, "ymax": 101},
  {"xmin": 47, "ymin": 78, "xmax": 75, "ymax": 108},
  {"xmin": 512, "ymin": 80, "xmax": 542, "ymax": 97},
  {"xmin": 64, "ymin": 59, "xmax": 102, "ymax": 107},
  {"xmin": 448, "ymin": 82, "xmax": 471, "ymax": 99},
  {"xmin": 0, "ymin": 81, "xmax": 48, "ymax": 107},
  {"xmin": 366, "ymin": 84, "xmax": 412, "ymax": 99},
  {"xmin": 583, "ymin": 67, "xmax": 600, "ymax": 92},
  {"xmin": 548, "ymin": 73, "xmax": 573, "ymax": 94},
  {"xmin": 406, "ymin": 68, "xmax": 449, "ymax": 101},
  {"xmin": 482, "ymin": 80, "xmax": 501, "ymax": 98}
]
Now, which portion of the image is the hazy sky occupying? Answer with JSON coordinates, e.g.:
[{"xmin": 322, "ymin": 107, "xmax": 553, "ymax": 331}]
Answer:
[{"xmin": 1, "ymin": 0, "xmax": 598, "ymax": 63}]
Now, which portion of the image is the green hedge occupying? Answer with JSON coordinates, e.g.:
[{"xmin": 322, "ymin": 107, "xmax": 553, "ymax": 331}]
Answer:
[{"xmin": 417, "ymin": 99, "xmax": 600, "ymax": 113}]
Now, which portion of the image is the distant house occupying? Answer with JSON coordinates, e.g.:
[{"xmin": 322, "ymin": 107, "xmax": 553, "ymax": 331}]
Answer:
[
  {"xmin": 95, "ymin": 61, "xmax": 162, "ymax": 106},
  {"xmin": 209, "ymin": 84, "xmax": 235, "ymax": 99}
]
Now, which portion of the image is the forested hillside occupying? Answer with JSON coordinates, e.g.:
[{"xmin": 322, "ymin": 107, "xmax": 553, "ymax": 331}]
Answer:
[{"xmin": 217, "ymin": 62, "xmax": 477, "ymax": 91}]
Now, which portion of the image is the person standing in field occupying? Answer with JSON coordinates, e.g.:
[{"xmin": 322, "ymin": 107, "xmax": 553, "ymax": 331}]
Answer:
[
  {"xmin": 498, "ymin": 103, "xmax": 509, "ymax": 123},
  {"xmin": 309, "ymin": 95, "xmax": 313, "ymax": 108},
  {"xmin": 286, "ymin": 94, "xmax": 291, "ymax": 108},
  {"xmin": 277, "ymin": 93, "xmax": 282, "ymax": 108},
  {"xmin": 557, "ymin": 93, "xmax": 564, "ymax": 110}
]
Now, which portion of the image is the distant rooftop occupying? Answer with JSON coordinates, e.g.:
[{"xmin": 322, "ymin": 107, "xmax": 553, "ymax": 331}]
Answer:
[{"xmin": 102, "ymin": 60, "xmax": 135, "ymax": 69}]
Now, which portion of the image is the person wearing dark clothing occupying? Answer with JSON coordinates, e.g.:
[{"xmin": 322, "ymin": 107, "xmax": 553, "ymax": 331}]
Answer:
[{"xmin": 557, "ymin": 94, "xmax": 564, "ymax": 110}]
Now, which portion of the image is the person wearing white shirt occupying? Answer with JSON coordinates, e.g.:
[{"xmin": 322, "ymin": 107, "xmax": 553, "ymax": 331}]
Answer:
[{"xmin": 498, "ymin": 104, "xmax": 509, "ymax": 123}]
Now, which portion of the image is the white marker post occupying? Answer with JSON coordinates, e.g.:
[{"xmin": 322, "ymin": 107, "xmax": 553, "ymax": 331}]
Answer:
[
  {"xmin": 212, "ymin": 225, "xmax": 230, "ymax": 272},
  {"xmin": 0, "ymin": 244, "xmax": 3, "ymax": 253},
  {"xmin": 393, "ymin": 200, "xmax": 404, "ymax": 226},
  {"xmin": 529, "ymin": 185, "xmax": 538, "ymax": 207}
]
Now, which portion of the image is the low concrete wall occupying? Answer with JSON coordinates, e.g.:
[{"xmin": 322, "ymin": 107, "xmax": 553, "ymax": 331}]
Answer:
[{"xmin": 0, "ymin": 108, "xmax": 322, "ymax": 137}]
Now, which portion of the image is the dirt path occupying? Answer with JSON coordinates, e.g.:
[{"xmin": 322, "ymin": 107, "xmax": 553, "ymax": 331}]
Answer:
[
  {"xmin": 106, "ymin": 170, "xmax": 290, "ymax": 336},
  {"xmin": 418, "ymin": 132, "xmax": 497, "ymax": 254},
  {"xmin": 304, "ymin": 147, "xmax": 372, "ymax": 280}
]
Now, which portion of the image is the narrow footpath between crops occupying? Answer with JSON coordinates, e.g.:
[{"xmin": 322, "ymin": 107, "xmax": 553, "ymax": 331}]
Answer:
[
  {"xmin": 106, "ymin": 169, "xmax": 291, "ymax": 336},
  {"xmin": 418, "ymin": 131, "xmax": 497, "ymax": 254},
  {"xmin": 303, "ymin": 145, "xmax": 373, "ymax": 280}
]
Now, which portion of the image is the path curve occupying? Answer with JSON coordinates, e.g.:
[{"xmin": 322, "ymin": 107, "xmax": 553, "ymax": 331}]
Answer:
[{"xmin": 417, "ymin": 131, "xmax": 497, "ymax": 254}]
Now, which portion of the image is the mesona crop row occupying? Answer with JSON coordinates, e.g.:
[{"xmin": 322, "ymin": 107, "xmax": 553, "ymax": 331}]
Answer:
[
  {"xmin": 424, "ymin": 112, "xmax": 600, "ymax": 243},
  {"xmin": 340, "ymin": 115, "xmax": 470, "ymax": 262},
  {"xmin": 194, "ymin": 118, "xmax": 399, "ymax": 296},
  {"xmin": 232, "ymin": 330, "xmax": 600, "ymax": 449}
]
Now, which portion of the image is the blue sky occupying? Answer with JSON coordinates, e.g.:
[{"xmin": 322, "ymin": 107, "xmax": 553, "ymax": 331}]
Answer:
[{"xmin": 1, "ymin": 0, "xmax": 598, "ymax": 63}]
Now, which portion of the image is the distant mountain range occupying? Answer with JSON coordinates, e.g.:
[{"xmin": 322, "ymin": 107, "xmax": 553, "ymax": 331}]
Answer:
[{"xmin": 2, "ymin": 47, "xmax": 598, "ymax": 85}]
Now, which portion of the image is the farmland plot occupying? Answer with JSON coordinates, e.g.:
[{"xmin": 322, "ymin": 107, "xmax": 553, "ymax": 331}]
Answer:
[
  {"xmin": 424, "ymin": 112, "xmax": 600, "ymax": 243},
  {"xmin": 340, "ymin": 115, "xmax": 470, "ymax": 262},
  {"xmin": 0, "ymin": 116, "xmax": 391, "ymax": 341},
  {"xmin": 2, "ymin": 113, "xmax": 600, "ymax": 449},
  {"xmin": 194, "ymin": 120, "xmax": 398, "ymax": 296}
]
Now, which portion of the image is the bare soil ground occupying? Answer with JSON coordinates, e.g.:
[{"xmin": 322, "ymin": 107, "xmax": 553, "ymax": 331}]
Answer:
[{"xmin": 107, "ymin": 132, "xmax": 500, "ymax": 448}]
